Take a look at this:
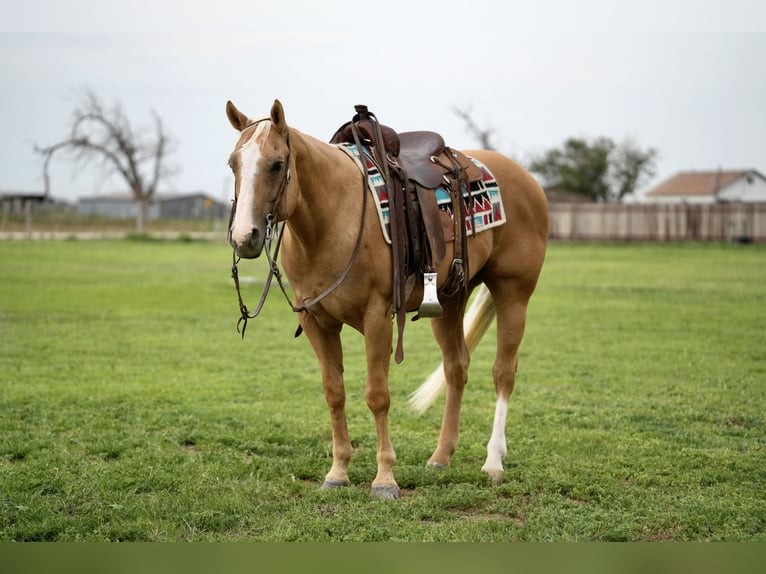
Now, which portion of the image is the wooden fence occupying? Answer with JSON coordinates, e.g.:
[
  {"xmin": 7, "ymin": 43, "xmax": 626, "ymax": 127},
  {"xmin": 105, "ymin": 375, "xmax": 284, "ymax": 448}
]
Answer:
[{"xmin": 547, "ymin": 203, "xmax": 766, "ymax": 242}]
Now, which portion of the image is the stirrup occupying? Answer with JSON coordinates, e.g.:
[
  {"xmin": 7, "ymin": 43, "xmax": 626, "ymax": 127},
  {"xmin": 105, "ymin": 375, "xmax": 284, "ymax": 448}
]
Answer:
[{"xmin": 418, "ymin": 272, "xmax": 443, "ymax": 318}]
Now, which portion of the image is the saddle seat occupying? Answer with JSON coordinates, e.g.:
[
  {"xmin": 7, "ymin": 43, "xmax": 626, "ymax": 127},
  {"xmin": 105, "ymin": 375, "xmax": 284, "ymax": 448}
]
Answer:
[
  {"xmin": 397, "ymin": 131, "xmax": 449, "ymax": 189},
  {"xmin": 395, "ymin": 130, "xmax": 483, "ymax": 190}
]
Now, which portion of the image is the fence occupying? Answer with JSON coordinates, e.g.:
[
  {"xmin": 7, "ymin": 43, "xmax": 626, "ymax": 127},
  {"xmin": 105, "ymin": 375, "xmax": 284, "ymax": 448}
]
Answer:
[{"xmin": 548, "ymin": 202, "xmax": 766, "ymax": 242}]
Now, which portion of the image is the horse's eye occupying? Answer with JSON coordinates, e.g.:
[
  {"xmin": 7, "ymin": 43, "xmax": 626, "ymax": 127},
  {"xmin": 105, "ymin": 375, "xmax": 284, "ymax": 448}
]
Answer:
[{"xmin": 270, "ymin": 161, "xmax": 284, "ymax": 174}]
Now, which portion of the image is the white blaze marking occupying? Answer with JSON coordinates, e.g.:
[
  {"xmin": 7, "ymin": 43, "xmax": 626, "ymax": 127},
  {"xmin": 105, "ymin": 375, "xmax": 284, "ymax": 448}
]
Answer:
[
  {"xmin": 481, "ymin": 395, "xmax": 508, "ymax": 473},
  {"xmin": 230, "ymin": 121, "xmax": 269, "ymax": 245}
]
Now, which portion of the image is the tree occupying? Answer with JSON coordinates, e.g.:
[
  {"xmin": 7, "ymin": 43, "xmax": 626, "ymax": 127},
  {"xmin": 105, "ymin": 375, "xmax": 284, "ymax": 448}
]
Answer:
[
  {"xmin": 528, "ymin": 137, "xmax": 657, "ymax": 202},
  {"xmin": 36, "ymin": 92, "xmax": 175, "ymax": 232},
  {"xmin": 453, "ymin": 107, "xmax": 657, "ymax": 203},
  {"xmin": 453, "ymin": 106, "xmax": 497, "ymax": 151}
]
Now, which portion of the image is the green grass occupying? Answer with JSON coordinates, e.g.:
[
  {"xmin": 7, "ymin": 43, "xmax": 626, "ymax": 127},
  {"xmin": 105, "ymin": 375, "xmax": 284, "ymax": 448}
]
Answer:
[{"xmin": 1, "ymin": 239, "xmax": 764, "ymax": 541}]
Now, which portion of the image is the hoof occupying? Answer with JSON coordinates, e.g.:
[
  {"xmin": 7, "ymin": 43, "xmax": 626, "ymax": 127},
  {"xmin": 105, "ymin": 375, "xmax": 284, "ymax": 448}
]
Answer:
[
  {"xmin": 370, "ymin": 484, "xmax": 400, "ymax": 499},
  {"xmin": 321, "ymin": 479, "xmax": 350, "ymax": 490},
  {"xmin": 483, "ymin": 469, "xmax": 504, "ymax": 485},
  {"xmin": 426, "ymin": 461, "xmax": 448, "ymax": 470}
]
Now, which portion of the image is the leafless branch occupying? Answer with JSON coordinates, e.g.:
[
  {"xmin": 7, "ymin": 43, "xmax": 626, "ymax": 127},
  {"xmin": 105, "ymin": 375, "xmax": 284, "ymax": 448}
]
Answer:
[
  {"xmin": 453, "ymin": 106, "xmax": 496, "ymax": 151},
  {"xmin": 33, "ymin": 91, "xmax": 176, "ymax": 230}
]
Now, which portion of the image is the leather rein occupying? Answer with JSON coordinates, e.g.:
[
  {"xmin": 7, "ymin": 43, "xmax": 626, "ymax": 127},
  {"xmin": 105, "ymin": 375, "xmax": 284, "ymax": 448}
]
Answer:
[{"xmin": 229, "ymin": 119, "xmax": 370, "ymax": 338}]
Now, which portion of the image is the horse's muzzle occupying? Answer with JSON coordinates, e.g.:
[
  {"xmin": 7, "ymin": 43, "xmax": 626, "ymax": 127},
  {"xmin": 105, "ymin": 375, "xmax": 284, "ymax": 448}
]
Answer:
[{"xmin": 230, "ymin": 228, "xmax": 265, "ymax": 259}]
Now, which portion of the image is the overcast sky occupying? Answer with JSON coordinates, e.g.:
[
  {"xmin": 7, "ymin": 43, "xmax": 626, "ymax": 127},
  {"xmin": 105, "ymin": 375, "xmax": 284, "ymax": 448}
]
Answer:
[{"xmin": 2, "ymin": 0, "xmax": 765, "ymax": 202}]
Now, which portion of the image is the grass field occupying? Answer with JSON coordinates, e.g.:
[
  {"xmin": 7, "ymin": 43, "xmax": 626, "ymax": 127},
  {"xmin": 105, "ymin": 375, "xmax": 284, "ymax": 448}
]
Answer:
[{"xmin": 1, "ymin": 238, "xmax": 764, "ymax": 541}]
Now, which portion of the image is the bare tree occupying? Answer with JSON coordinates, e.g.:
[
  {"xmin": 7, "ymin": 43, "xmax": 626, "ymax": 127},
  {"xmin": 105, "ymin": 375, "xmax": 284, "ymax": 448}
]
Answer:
[
  {"xmin": 36, "ymin": 91, "xmax": 176, "ymax": 232},
  {"xmin": 453, "ymin": 106, "xmax": 497, "ymax": 151}
]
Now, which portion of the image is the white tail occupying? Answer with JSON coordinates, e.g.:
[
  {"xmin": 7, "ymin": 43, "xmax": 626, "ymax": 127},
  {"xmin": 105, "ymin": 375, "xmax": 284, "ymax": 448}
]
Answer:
[{"xmin": 408, "ymin": 284, "xmax": 497, "ymax": 414}]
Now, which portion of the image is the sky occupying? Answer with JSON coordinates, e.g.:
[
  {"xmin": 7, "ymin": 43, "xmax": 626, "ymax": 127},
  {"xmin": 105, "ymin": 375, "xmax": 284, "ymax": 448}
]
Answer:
[{"xmin": 2, "ymin": 0, "xmax": 765, "ymax": 203}]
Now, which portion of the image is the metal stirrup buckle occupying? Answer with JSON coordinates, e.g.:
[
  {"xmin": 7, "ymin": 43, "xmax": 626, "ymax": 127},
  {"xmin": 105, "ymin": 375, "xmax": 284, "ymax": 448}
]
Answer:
[
  {"xmin": 418, "ymin": 272, "xmax": 443, "ymax": 318},
  {"xmin": 450, "ymin": 258, "xmax": 465, "ymax": 283}
]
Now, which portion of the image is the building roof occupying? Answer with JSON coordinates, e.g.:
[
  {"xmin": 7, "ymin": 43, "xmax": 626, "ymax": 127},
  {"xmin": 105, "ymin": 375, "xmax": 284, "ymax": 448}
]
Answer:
[
  {"xmin": 645, "ymin": 170, "xmax": 761, "ymax": 198},
  {"xmin": 0, "ymin": 191, "xmax": 48, "ymax": 201},
  {"xmin": 78, "ymin": 192, "xmax": 135, "ymax": 202}
]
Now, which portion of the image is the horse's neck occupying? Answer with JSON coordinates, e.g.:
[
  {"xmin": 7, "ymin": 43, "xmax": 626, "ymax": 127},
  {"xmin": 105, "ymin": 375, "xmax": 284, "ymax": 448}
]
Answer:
[
  {"xmin": 288, "ymin": 129, "xmax": 357, "ymax": 243},
  {"xmin": 291, "ymin": 129, "xmax": 348, "ymax": 187}
]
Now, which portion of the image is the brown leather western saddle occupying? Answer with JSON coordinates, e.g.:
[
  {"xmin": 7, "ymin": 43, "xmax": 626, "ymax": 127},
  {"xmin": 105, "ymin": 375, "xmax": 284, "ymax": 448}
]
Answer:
[{"xmin": 330, "ymin": 105, "xmax": 483, "ymax": 363}]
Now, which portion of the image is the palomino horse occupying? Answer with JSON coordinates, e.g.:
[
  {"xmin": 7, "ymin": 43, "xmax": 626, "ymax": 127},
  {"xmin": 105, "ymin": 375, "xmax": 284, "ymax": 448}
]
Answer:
[{"xmin": 226, "ymin": 99, "xmax": 548, "ymax": 499}]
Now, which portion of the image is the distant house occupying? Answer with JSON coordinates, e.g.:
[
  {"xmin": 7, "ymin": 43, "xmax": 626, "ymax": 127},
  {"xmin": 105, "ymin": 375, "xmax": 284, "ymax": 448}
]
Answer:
[
  {"xmin": 0, "ymin": 191, "xmax": 57, "ymax": 215},
  {"xmin": 1, "ymin": 191, "xmax": 74, "ymax": 232},
  {"xmin": 78, "ymin": 193, "xmax": 159, "ymax": 219},
  {"xmin": 157, "ymin": 193, "xmax": 229, "ymax": 220},
  {"xmin": 77, "ymin": 192, "xmax": 228, "ymax": 220},
  {"xmin": 645, "ymin": 169, "xmax": 766, "ymax": 204},
  {"xmin": 542, "ymin": 184, "xmax": 594, "ymax": 203}
]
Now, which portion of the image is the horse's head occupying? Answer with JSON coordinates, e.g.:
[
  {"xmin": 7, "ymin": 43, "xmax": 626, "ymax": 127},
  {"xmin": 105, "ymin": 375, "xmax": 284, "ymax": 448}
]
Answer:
[{"xmin": 226, "ymin": 99, "xmax": 293, "ymax": 258}]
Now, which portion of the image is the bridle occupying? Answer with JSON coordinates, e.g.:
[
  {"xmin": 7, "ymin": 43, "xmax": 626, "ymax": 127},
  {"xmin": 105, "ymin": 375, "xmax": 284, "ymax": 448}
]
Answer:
[
  {"xmin": 229, "ymin": 118, "xmax": 292, "ymax": 336},
  {"xmin": 229, "ymin": 119, "xmax": 370, "ymax": 338}
]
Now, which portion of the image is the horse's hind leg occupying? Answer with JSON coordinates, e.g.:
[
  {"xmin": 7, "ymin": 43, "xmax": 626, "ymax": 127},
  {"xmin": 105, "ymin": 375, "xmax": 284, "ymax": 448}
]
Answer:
[
  {"xmin": 427, "ymin": 295, "xmax": 470, "ymax": 469},
  {"xmin": 301, "ymin": 315, "xmax": 352, "ymax": 489},
  {"xmin": 481, "ymin": 281, "xmax": 532, "ymax": 484}
]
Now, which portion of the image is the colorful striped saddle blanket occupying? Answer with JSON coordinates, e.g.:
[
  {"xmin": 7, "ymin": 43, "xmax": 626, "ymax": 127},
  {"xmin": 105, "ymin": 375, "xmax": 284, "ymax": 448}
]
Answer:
[{"xmin": 336, "ymin": 143, "xmax": 506, "ymax": 244}]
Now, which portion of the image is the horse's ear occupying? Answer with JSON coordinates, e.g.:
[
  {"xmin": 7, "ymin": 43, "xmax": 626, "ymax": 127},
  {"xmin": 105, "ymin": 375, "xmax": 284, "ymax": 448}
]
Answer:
[
  {"xmin": 226, "ymin": 100, "xmax": 250, "ymax": 132},
  {"xmin": 270, "ymin": 99, "xmax": 287, "ymax": 134}
]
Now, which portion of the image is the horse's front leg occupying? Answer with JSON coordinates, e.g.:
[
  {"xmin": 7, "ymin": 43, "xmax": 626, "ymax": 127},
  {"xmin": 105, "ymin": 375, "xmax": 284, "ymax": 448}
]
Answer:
[
  {"xmin": 301, "ymin": 314, "xmax": 352, "ymax": 489},
  {"xmin": 363, "ymin": 310, "xmax": 398, "ymax": 499}
]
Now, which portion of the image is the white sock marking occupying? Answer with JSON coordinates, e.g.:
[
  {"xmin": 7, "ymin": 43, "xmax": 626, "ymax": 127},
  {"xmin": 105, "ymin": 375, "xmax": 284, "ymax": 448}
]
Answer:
[{"xmin": 481, "ymin": 395, "xmax": 508, "ymax": 473}]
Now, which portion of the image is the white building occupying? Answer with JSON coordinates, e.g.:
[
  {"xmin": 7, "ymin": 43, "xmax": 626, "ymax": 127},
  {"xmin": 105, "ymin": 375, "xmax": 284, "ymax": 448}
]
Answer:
[{"xmin": 645, "ymin": 169, "xmax": 766, "ymax": 204}]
